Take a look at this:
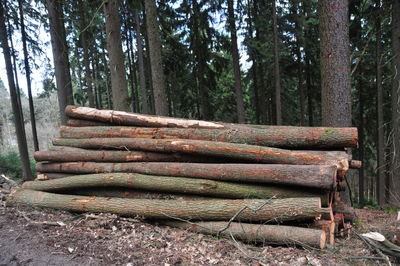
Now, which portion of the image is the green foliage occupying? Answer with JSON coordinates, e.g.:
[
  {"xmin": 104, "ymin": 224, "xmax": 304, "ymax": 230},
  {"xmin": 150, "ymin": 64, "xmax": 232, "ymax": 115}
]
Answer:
[
  {"xmin": 384, "ymin": 208, "xmax": 399, "ymax": 214},
  {"xmin": 0, "ymin": 151, "xmax": 36, "ymax": 180},
  {"xmin": 354, "ymin": 219, "xmax": 363, "ymax": 228}
]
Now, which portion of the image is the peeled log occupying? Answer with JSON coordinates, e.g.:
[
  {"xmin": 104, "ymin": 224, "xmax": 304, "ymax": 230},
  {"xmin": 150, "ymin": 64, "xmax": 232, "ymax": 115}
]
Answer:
[
  {"xmin": 59, "ymin": 125, "xmax": 358, "ymax": 149},
  {"xmin": 22, "ymin": 173, "xmax": 329, "ymax": 203},
  {"xmin": 36, "ymin": 162, "xmax": 337, "ymax": 190},
  {"xmin": 34, "ymin": 149, "xmax": 222, "ymax": 163},
  {"xmin": 163, "ymin": 221, "xmax": 326, "ymax": 249},
  {"xmin": 7, "ymin": 189, "xmax": 330, "ymax": 222},
  {"xmin": 52, "ymin": 138, "xmax": 349, "ymax": 170}
]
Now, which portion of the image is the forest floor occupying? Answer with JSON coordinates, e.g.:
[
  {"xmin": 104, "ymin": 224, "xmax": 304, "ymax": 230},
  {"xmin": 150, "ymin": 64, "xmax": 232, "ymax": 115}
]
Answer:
[{"xmin": 0, "ymin": 187, "xmax": 399, "ymax": 266}]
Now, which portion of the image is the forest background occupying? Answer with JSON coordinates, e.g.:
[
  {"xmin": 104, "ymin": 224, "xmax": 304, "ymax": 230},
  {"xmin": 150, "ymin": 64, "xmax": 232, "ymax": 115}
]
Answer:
[{"xmin": 0, "ymin": 0, "xmax": 399, "ymax": 208}]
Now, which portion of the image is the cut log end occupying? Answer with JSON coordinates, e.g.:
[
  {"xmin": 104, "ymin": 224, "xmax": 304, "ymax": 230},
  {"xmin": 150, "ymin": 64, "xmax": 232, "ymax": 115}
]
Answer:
[{"xmin": 320, "ymin": 230, "xmax": 327, "ymax": 249}]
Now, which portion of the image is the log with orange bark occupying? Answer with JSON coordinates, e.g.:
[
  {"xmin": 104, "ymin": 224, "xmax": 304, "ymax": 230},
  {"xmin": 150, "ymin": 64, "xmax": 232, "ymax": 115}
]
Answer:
[
  {"xmin": 59, "ymin": 124, "xmax": 358, "ymax": 149},
  {"xmin": 52, "ymin": 138, "xmax": 349, "ymax": 170},
  {"xmin": 35, "ymin": 162, "xmax": 337, "ymax": 190}
]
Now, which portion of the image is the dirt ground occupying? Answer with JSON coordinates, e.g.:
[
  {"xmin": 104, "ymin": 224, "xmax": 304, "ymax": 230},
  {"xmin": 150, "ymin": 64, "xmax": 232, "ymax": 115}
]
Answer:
[{"xmin": 0, "ymin": 187, "xmax": 399, "ymax": 266}]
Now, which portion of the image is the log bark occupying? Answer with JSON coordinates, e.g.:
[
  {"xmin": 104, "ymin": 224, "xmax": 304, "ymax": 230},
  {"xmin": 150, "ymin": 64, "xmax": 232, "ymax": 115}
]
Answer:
[
  {"xmin": 163, "ymin": 221, "xmax": 326, "ymax": 249},
  {"xmin": 59, "ymin": 125, "xmax": 358, "ymax": 149},
  {"xmin": 22, "ymin": 173, "xmax": 330, "ymax": 203},
  {"xmin": 332, "ymin": 200, "xmax": 356, "ymax": 223},
  {"xmin": 7, "ymin": 189, "xmax": 330, "ymax": 222},
  {"xmin": 61, "ymin": 187, "xmax": 213, "ymax": 201},
  {"xmin": 67, "ymin": 118, "xmax": 110, "ymax": 127},
  {"xmin": 34, "ymin": 149, "xmax": 221, "ymax": 163},
  {"xmin": 35, "ymin": 162, "xmax": 337, "ymax": 190},
  {"xmin": 64, "ymin": 106, "xmax": 358, "ymax": 149},
  {"xmin": 52, "ymin": 138, "xmax": 349, "ymax": 170}
]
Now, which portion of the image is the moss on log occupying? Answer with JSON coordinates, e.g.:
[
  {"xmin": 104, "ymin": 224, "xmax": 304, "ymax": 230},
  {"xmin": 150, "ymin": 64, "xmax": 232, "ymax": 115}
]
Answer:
[
  {"xmin": 163, "ymin": 221, "xmax": 326, "ymax": 249},
  {"xmin": 7, "ymin": 189, "xmax": 330, "ymax": 222}
]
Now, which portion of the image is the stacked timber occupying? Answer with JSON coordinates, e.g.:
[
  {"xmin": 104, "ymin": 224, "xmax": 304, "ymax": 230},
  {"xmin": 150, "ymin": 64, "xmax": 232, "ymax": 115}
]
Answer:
[{"xmin": 7, "ymin": 106, "xmax": 360, "ymax": 249}]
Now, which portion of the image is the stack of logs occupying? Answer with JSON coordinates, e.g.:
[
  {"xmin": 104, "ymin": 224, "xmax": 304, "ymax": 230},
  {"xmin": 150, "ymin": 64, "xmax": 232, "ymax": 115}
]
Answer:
[{"xmin": 7, "ymin": 106, "xmax": 360, "ymax": 249}]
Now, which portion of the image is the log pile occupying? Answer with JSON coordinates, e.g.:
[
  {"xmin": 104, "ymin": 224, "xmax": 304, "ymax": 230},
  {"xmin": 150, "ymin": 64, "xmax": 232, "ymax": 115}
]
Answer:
[{"xmin": 7, "ymin": 106, "xmax": 360, "ymax": 249}]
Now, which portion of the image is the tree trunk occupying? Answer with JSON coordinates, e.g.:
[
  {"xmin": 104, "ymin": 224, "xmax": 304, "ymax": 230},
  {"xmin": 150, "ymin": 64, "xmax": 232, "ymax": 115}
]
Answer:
[
  {"xmin": 80, "ymin": 5, "xmax": 95, "ymax": 108},
  {"xmin": 7, "ymin": 189, "xmax": 330, "ymax": 222},
  {"xmin": 227, "ymin": 0, "xmax": 245, "ymax": 123},
  {"xmin": 0, "ymin": 2, "xmax": 33, "ymax": 180},
  {"xmin": 144, "ymin": 0, "xmax": 168, "ymax": 116},
  {"xmin": 390, "ymin": 0, "xmax": 400, "ymax": 207},
  {"xmin": 22, "ymin": 173, "xmax": 330, "ymax": 203},
  {"xmin": 376, "ymin": 0, "xmax": 385, "ymax": 206},
  {"xmin": 134, "ymin": 9, "xmax": 150, "ymax": 114},
  {"xmin": 59, "ymin": 125, "xmax": 358, "ymax": 149},
  {"xmin": 34, "ymin": 148, "xmax": 222, "ymax": 163},
  {"xmin": 319, "ymin": 0, "xmax": 352, "ymax": 127},
  {"xmin": 319, "ymin": 0, "xmax": 352, "ymax": 204},
  {"xmin": 104, "ymin": 0, "xmax": 130, "ymax": 111},
  {"xmin": 293, "ymin": 3, "xmax": 305, "ymax": 126},
  {"xmin": 35, "ymin": 162, "xmax": 337, "ymax": 190},
  {"xmin": 52, "ymin": 137, "xmax": 349, "ymax": 170},
  {"xmin": 46, "ymin": 0, "xmax": 74, "ymax": 125},
  {"xmin": 18, "ymin": 0, "xmax": 39, "ymax": 151},
  {"xmin": 272, "ymin": 0, "xmax": 282, "ymax": 125}
]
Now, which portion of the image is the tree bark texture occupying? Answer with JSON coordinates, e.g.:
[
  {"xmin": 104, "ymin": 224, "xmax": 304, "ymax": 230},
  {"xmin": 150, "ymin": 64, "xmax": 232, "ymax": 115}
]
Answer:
[
  {"xmin": 22, "ymin": 173, "xmax": 330, "ymax": 203},
  {"xmin": 376, "ymin": 0, "xmax": 385, "ymax": 206},
  {"xmin": 59, "ymin": 125, "xmax": 358, "ymax": 149},
  {"xmin": 35, "ymin": 162, "xmax": 337, "ymax": 190},
  {"xmin": 52, "ymin": 137, "xmax": 349, "ymax": 170},
  {"xmin": 67, "ymin": 118, "xmax": 110, "ymax": 127},
  {"xmin": 34, "ymin": 149, "xmax": 225, "ymax": 163},
  {"xmin": 390, "ymin": 0, "xmax": 400, "ymax": 207},
  {"xmin": 7, "ymin": 189, "xmax": 330, "ymax": 222},
  {"xmin": 272, "ymin": 0, "xmax": 282, "ymax": 125},
  {"xmin": 0, "ymin": 2, "xmax": 33, "ymax": 180},
  {"xmin": 46, "ymin": 0, "xmax": 74, "ymax": 125},
  {"xmin": 104, "ymin": 0, "xmax": 130, "ymax": 111},
  {"xmin": 59, "ymin": 187, "xmax": 214, "ymax": 201},
  {"xmin": 319, "ymin": 0, "xmax": 352, "ymax": 127},
  {"xmin": 18, "ymin": 0, "xmax": 39, "ymax": 151},
  {"xmin": 80, "ymin": 13, "xmax": 95, "ymax": 108},
  {"xmin": 227, "ymin": 0, "xmax": 246, "ymax": 123},
  {"xmin": 163, "ymin": 221, "xmax": 326, "ymax": 249},
  {"xmin": 134, "ymin": 9, "xmax": 150, "ymax": 114},
  {"xmin": 144, "ymin": 0, "xmax": 168, "ymax": 115}
]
